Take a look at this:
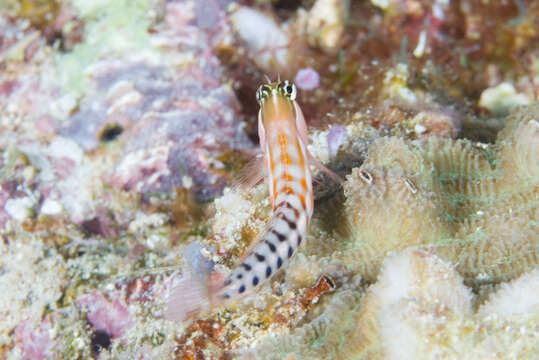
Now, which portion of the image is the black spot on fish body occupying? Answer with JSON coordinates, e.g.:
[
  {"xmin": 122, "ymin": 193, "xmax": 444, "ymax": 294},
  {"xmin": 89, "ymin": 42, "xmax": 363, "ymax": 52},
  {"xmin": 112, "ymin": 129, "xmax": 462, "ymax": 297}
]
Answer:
[
  {"xmin": 324, "ymin": 275, "xmax": 336, "ymax": 289},
  {"xmin": 279, "ymin": 212, "xmax": 297, "ymax": 230},
  {"xmin": 272, "ymin": 229, "xmax": 287, "ymax": 242},
  {"xmin": 237, "ymin": 273, "xmax": 243, "ymax": 279},
  {"xmin": 276, "ymin": 201, "xmax": 286, "ymax": 209},
  {"xmin": 242, "ymin": 263, "xmax": 252, "ymax": 271},
  {"xmin": 252, "ymin": 276, "xmax": 259, "ymax": 286},
  {"xmin": 238, "ymin": 285, "xmax": 246, "ymax": 293},
  {"xmin": 288, "ymin": 246, "xmax": 293, "ymax": 258},
  {"xmin": 255, "ymin": 252, "xmax": 265, "ymax": 262},
  {"xmin": 266, "ymin": 266, "xmax": 272, "ymax": 277},
  {"xmin": 265, "ymin": 240, "xmax": 277, "ymax": 252},
  {"xmin": 277, "ymin": 257, "xmax": 283, "ymax": 268}
]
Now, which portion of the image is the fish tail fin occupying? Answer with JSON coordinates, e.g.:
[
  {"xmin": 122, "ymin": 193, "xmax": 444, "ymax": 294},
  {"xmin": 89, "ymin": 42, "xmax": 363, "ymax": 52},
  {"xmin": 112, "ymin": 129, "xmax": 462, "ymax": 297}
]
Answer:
[{"xmin": 165, "ymin": 270, "xmax": 225, "ymax": 321}]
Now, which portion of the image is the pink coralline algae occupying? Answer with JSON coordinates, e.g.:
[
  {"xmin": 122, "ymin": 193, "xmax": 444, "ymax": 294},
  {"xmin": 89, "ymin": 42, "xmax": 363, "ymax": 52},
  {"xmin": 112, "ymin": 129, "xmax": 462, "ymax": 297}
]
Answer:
[
  {"xmin": 295, "ymin": 68, "xmax": 321, "ymax": 91},
  {"xmin": 0, "ymin": 17, "xmax": 63, "ymax": 135},
  {"xmin": 77, "ymin": 291, "xmax": 133, "ymax": 340},
  {"xmin": 14, "ymin": 315, "xmax": 58, "ymax": 360}
]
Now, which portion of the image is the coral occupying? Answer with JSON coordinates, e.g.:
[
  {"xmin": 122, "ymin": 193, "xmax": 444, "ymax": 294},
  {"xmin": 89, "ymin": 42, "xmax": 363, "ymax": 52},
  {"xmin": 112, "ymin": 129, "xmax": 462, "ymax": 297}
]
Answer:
[
  {"xmin": 211, "ymin": 184, "xmax": 270, "ymax": 259},
  {"xmin": 351, "ymin": 249, "xmax": 473, "ymax": 359},
  {"xmin": 478, "ymin": 268, "xmax": 539, "ymax": 317},
  {"xmin": 350, "ymin": 250, "xmax": 538, "ymax": 360},
  {"xmin": 0, "ymin": 0, "xmax": 254, "ymax": 357},
  {"xmin": 57, "ymin": 0, "xmax": 252, "ymax": 201},
  {"xmin": 434, "ymin": 104, "xmax": 538, "ymax": 284},
  {"xmin": 342, "ymin": 102, "xmax": 538, "ymax": 284},
  {"xmin": 237, "ymin": 289, "xmax": 363, "ymax": 360},
  {"xmin": 479, "ymin": 82, "xmax": 532, "ymax": 116},
  {"xmin": 12, "ymin": 314, "xmax": 59, "ymax": 360},
  {"xmin": 229, "ymin": 5, "xmax": 290, "ymax": 73},
  {"xmin": 342, "ymin": 136, "xmax": 450, "ymax": 281},
  {"xmin": 18, "ymin": 137, "xmax": 102, "ymax": 224},
  {"xmin": 244, "ymin": 250, "xmax": 538, "ymax": 360},
  {"xmin": 77, "ymin": 291, "xmax": 133, "ymax": 340}
]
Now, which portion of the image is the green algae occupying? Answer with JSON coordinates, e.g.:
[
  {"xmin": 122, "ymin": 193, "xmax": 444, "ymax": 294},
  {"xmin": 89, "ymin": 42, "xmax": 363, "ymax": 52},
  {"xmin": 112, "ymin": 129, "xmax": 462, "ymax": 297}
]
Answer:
[
  {"xmin": 0, "ymin": 0, "xmax": 60, "ymax": 25},
  {"xmin": 55, "ymin": 0, "xmax": 157, "ymax": 96}
]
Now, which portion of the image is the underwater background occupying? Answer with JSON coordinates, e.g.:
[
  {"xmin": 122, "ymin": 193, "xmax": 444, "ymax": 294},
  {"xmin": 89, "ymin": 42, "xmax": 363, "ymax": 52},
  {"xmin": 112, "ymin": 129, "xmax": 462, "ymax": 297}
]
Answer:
[{"xmin": 0, "ymin": 0, "xmax": 537, "ymax": 359}]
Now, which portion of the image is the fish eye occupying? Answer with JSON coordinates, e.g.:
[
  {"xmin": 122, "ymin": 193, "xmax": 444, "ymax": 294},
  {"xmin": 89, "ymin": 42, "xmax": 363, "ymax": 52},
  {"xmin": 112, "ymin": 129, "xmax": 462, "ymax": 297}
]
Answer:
[
  {"xmin": 286, "ymin": 83, "xmax": 296, "ymax": 100},
  {"xmin": 280, "ymin": 81, "xmax": 297, "ymax": 100},
  {"xmin": 256, "ymin": 86, "xmax": 263, "ymax": 104},
  {"xmin": 256, "ymin": 85, "xmax": 270, "ymax": 104}
]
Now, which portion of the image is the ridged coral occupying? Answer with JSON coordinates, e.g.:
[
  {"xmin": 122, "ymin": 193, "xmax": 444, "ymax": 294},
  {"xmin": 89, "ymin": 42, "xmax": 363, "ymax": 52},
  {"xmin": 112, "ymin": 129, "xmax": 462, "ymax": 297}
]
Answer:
[
  {"xmin": 342, "ymin": 103, "xmax": 538, "ymax": 285},
  {"xmin": 478, "ymin": 268, "xmax": 539, "ymax": 317},
  {"xmin": 342, "ymin": 136, "xmax": 450, "ymax": 281},
  {"xmin": 349, "ymin": 250, "xmax": 538, "ymax": 360},
  {"xmin": 432, "ymin": 104, "xmax": 538, "ymax": 284},
  {"xmin": 351, "ymin": 249, "xmax": 473, "ymax": 360},
  {"xmin": 241, "ymin": 250, "xmax": 538, "ymax": 360}
]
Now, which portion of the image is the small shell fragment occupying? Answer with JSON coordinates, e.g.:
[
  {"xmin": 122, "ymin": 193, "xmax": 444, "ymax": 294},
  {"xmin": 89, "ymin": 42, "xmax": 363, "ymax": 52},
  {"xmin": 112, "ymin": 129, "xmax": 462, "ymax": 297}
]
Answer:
[
  {"xmin": 359, "ymin": 170, "xmax": 373, "ymax": 184},
  {"xmin": 300, "ymin": 275, "xmax": 336, "ymax": 310},
  {"xmin": 306, "ymin": 0, "xmax": 345, "ymax": 53},
  {"xmin": 404, "ymin": 178, "xmax": 418, "ymax": 194}
]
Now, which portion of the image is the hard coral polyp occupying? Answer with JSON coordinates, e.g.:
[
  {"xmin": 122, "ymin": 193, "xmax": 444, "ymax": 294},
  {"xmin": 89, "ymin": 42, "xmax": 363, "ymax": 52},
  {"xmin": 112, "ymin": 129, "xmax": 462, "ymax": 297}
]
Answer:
[
  {"xmin": 342, "ymin": 103, "xmax": 538, "ymax": 285},
  {"xmin": 343, "ymin": 137, "xmax": 450, "ymax": 281},
  {"xmin": 443, "ymin": 104, "xmax": 538, "ymax": 284}
]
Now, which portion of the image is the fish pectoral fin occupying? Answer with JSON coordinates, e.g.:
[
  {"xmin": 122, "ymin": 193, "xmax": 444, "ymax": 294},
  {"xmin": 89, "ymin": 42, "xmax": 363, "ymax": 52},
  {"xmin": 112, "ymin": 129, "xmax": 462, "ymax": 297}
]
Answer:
[
  {"xmin": 165, "ymin": 268, "xmax": 228, "ymax": 322},
  {"xmin": 308, "ymin": 153, "xmax": 344, "ymax": 184},
  {"xmin": 164, "ymin": 270, "xmax": 211, "ymax": 321},
  {"xmin": 231, "ymin": 150, "xmax": 266, "ymax": 191}
]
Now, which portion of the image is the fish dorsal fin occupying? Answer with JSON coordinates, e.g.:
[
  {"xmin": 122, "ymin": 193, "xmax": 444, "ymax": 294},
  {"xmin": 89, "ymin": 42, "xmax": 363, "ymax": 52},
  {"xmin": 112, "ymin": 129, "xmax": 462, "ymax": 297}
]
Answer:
[{"xmin": 231, "ymin": 110, "xmax": 268, "ymax": 192}]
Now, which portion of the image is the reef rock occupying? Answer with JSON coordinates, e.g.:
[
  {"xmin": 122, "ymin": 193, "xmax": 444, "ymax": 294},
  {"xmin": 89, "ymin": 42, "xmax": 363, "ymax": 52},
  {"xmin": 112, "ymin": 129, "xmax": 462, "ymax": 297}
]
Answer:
[{"xmin": 59, "ymin": 0, "xmax": 252, "ymax": 201}]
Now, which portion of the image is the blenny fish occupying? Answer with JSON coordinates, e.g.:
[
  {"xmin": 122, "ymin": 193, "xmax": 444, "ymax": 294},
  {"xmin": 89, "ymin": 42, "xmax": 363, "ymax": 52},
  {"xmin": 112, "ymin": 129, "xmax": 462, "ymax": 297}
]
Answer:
[{"xmin": 166, "ymin": 79, "xmax": 339, "ymax": 320}]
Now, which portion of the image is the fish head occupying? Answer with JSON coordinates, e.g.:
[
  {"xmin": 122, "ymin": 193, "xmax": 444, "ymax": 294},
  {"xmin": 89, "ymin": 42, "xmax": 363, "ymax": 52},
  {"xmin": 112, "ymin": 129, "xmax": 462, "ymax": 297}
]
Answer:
[
  {"xmin": 256, "ymin": 80, "xmax": 298, "ymax": 127},
  {"xmin": 256, "ymin": 80, "xmax": 301, "ymax": 149}
]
